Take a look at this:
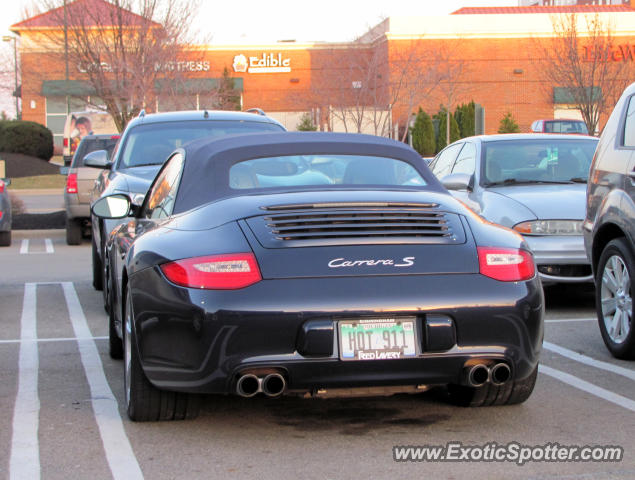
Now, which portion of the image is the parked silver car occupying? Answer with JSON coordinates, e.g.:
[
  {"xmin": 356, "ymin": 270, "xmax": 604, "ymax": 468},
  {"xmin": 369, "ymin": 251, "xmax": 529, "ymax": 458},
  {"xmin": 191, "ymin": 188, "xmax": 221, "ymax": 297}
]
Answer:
[
  {"xmin": 584, "ymin": 81, "xmax": 635, "ymax": 359},
  {"xmin": 430, "ymin": 133, "xmax": 598, "ymax": 285},
  {"xmin": 0, "ymin": 177, "xmax": 11, "ymax": 247}
]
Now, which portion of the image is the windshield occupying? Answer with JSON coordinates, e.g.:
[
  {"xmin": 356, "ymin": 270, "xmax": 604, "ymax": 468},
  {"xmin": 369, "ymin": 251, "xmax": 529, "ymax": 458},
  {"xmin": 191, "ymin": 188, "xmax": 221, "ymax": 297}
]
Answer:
[
  {"xmin": 481, "ymin": 138, "xmax": 598, "ymax": 186},
  {"xmin": 544, "ymin": 120, "xmax": 589, "ymax": 135},
  {"xmin": 119, "ymin": 120, "xmax": 284, "ymax": 168},
  {"xmin": 229, "ymin": 155, "xmax": 426, "ymax": 190}
]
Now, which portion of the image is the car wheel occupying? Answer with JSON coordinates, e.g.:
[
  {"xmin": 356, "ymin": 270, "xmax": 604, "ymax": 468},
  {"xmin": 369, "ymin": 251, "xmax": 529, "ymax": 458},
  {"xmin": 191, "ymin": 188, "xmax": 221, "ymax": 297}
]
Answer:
[
  {"xmin": 0, "ymin": 230, "xmax": 11, "ymax": 247},
  {"xmin": 596, "ymin": 238, "xmax": 635, "ymax": 359},
  {"xmin": 447, "ymin": 364, "xmax": 538, "ymax": 407},
  {"xmin": 92, "ymin": 236, "xmax": 103, "ymax": 291},
  {"xmin": 66, "ymin": 218, "xmax": 82, "ymax": 245},
  {"xmin": 123, "ymin": 288, "xmax": 200, "ymax": 421}
]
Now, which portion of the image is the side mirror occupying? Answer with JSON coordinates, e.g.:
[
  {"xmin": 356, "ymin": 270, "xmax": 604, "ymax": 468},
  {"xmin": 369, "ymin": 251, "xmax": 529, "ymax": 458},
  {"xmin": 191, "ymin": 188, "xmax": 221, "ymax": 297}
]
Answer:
[
  {"xmin": 441, "ymin": 173, "xmax": 473, "ymax": 191},
  {"xmin": 2, "ymin": 178, "xmax": 11, "ymax": 186},
  {"xmin": 83, "ymin": 150, "xmax": 111, "ymax": 169},
  {"xmin": 59, "ymin": 166, "xmax": 69, "ymax": 175},
  {"xmin": 92, "ymin": 194, "xmax": 131, "ymax": 219}
]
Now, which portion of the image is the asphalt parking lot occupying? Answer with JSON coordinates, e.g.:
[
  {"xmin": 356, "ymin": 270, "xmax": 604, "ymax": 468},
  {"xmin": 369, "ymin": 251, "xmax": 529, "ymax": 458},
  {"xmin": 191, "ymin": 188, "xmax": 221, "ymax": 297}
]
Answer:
[{"xmin": 1, "ymin": 230, "xmax": 634, "ymax": 480}]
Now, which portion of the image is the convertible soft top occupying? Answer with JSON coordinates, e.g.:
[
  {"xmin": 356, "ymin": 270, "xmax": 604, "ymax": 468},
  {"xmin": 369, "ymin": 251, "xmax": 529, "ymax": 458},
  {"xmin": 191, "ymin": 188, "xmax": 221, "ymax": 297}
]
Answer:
[{"xmin": 175, "ymin": 132, "xmax": 445, "ymax": 213}]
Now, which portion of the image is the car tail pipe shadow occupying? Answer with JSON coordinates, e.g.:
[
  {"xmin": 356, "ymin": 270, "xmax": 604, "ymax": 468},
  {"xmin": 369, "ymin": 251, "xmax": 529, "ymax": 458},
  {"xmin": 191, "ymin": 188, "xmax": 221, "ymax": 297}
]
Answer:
[
  {"xmin": 462, "ymin": 361, "xmax": 511, "ymax": 387},
  {"xmin": 235, "ymin": 370, "xmax": 287, "ymax": 397}
]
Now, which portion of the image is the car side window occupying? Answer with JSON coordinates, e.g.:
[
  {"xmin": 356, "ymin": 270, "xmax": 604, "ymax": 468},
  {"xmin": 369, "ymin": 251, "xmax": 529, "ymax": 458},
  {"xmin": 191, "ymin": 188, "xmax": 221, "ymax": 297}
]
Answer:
[
  {"xmin": 624, "ymin": 96, "xmax": 635, "ymax": 148},
  {"xmin": 452, "ymin": 142, "xmax": 477, "ymax": 175},
  {"xmin": 431, "ymin": 143, "xmax": 463, "ymax": 179},
  {"xmin": 143, "ymin": 153, "xmax": 185, "ymax": 220}
]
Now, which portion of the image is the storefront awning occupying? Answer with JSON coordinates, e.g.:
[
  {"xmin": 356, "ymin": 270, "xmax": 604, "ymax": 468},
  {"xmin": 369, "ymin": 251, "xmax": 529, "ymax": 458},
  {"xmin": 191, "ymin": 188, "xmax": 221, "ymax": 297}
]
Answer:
[
  {"xmin": 154, "ymin": 78, "xmax": 244, "ymax": 95},
  {"xmin": 554, "ymin": 86, "xmax": 602, "ymax": 104},
  {"xmin": 42, "ymin": 80, "xmax": 96, "ymax": 96}
]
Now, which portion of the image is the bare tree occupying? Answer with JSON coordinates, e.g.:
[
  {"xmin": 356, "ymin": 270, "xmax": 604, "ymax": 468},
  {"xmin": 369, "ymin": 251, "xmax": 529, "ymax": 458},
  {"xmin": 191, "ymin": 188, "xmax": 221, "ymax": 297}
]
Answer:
[
  {"xmin": 536, "ymin": 12, "xmax": 634, "ymax": 135},
  {"xmin": 32, "ymin": 0, "xmax": 204, "ymax": 131}
]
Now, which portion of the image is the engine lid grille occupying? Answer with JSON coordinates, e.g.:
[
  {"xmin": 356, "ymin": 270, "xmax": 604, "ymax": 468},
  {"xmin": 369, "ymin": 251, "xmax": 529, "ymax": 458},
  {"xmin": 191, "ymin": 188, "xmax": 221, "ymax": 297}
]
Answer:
[{"xmin": 245, "ymin": 205, "xmax": 465, "ymax": 247}]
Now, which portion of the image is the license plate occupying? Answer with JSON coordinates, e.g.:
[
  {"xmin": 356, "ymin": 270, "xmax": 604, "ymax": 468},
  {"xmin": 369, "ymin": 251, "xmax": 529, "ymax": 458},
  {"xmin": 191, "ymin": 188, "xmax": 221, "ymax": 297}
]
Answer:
[{"xmin": 338, "ymin": 318, "xmax": 417, "ymax": 361}]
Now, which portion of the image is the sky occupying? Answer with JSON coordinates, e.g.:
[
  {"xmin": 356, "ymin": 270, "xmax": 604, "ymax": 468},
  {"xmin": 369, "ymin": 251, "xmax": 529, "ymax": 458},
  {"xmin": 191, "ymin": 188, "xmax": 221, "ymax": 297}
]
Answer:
[{"xmin": 0, "ymin": 0, "xmax": 518, "ymax": 117}]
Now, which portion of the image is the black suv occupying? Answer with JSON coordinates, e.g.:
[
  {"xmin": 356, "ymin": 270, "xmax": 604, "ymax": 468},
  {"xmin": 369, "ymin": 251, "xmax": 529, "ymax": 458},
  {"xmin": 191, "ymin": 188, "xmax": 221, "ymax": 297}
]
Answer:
[
  {"xmin": 584, "ymin": 81, "xmax": 635, "ymax": 359},
  {"xmin": 84, "ymin": 110, "xmax": 285, "ymax": 303}
]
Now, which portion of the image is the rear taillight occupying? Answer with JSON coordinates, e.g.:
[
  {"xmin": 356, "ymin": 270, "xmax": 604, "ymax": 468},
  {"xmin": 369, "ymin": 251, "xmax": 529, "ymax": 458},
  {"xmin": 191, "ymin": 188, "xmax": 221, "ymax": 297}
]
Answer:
[
  {"xmin": 160, "ymin": 253, "xmax": 262, "ymax": 289},
  {"xmin": 477, "ymin": 247, "xmax": 535, "ymax": 282},
  {"xmin": 63, "ymin": 138, "xmax": 69, "ymax": 148},
  {"xmin": 66, "ymin": 173, "xmax": 78, "ymax": 194},
  {"xmin": 0, "ymin": 179, "xmax": 5, "ymax": 194},
  {"xmin": 0, "ymin": 211, "xmax": 3, "ymax": 220}
]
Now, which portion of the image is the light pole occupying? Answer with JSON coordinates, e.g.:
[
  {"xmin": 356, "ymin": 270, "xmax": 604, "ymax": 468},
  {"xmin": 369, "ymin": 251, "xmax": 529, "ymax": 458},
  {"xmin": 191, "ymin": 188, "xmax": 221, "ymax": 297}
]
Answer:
[{"xmin": 2, "ymin": 35, "xmax": 19, "ymax": 120}]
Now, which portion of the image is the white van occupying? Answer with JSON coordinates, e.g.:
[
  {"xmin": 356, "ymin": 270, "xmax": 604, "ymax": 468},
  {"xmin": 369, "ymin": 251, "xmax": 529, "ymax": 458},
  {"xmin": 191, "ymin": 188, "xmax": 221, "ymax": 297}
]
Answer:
[{"xmin": 62, "ymin": 111, "xmax": 118, "ymax": 165}]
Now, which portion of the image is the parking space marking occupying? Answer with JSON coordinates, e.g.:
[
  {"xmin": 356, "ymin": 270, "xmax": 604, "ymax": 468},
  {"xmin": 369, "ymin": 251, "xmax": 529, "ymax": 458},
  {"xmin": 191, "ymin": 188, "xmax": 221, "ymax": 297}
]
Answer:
[
  {"xmin": 539, "ymin": 364, "xmax": 635, "ymax": 412},
  {"xmin": 10, "ymin": 283, "xmax": 40, "ymax": 480},
  {"xmin": 544, "ymin": 341, "xmax": 635, "ymax": 381},
  {"xmin": 18, "ymin": 239, "xmax": 54, "ymax": 255},
  {"xmin": 544, "ymin": 318, "xmax": 595, "ymax": 323},
  {"xmin": 62, "ymin": 282, "xmax": 143, "ymax": 480},
  {"xmin": 0, "ymin": 336, "xmax": 107, "ymax": 345}
]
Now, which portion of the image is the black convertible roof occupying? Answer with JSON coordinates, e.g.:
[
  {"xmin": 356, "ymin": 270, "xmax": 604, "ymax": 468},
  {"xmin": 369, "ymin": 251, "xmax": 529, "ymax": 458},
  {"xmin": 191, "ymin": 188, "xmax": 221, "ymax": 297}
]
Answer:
[{"xmin": 174, "ymin": 132, "xmax": 444, "ymax": 213}]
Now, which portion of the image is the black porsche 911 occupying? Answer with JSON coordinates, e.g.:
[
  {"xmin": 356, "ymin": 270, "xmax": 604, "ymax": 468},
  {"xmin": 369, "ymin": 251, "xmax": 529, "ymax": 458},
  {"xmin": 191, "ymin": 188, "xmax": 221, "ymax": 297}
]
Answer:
[{"xmin": 92, "ymin": 132, "xmax": 544, "ymax": 421}]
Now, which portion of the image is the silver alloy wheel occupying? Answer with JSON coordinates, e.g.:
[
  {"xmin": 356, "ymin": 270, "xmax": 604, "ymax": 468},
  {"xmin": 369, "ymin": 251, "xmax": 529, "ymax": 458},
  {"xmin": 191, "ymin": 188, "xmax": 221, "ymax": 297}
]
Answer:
[
  {"xmin": 124, "ymin": 291, "xmax": 132, "ymax": 406},
  {"xmin": 601, "ymin": 254, "xmax": 632, "ymax": 344}
]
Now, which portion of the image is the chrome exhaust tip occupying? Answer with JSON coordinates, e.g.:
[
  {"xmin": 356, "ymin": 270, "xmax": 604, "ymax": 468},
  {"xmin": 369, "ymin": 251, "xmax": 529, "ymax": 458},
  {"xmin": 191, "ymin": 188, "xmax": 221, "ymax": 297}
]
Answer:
[
  {"xmin": 262, "ymin": 373, "xmax": 286, "ymax": 397},
  {"xmin": 236, "ymin": 374, "xmax": 261, "ymax": 397},
  {"xmin": 467, "ymin": 364, "xmax": 490, "ymax": 387},
  {"xmin": 490, "ymin": 363, "xmax": 511, "ymax": 386}
]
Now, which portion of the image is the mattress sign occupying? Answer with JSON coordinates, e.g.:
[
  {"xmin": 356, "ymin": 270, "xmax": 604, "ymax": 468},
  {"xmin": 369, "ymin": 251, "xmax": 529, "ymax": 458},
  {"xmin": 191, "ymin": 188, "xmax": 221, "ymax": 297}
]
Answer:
[{"xmin": 339, "ymin": 318, "xmax": 417, "ymax": 361}]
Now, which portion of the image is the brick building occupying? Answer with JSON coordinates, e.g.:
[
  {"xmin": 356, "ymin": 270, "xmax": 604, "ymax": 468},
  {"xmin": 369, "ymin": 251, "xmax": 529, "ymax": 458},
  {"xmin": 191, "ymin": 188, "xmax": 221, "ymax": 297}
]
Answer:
[{"xmin": 10, "ymin": 1, "xmax": 635, "ymax": 148}]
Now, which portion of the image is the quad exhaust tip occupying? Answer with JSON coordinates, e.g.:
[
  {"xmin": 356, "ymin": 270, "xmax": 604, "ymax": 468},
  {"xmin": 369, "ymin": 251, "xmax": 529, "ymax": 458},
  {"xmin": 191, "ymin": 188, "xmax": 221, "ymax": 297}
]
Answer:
[
  {"xmin": 464, "ymin": 362, "xmax": 511, "ymax": 387},
  {"xmin": 236, "ymin": 372, "xmax": 286, "ymax": 397}
]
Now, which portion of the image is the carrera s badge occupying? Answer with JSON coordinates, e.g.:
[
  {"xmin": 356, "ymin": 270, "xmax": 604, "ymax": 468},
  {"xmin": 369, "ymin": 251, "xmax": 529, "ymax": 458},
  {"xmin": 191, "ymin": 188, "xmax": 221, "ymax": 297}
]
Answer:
[{"xmin": 328, "ymin": 257, "xmax": 415, "ymax": 268}]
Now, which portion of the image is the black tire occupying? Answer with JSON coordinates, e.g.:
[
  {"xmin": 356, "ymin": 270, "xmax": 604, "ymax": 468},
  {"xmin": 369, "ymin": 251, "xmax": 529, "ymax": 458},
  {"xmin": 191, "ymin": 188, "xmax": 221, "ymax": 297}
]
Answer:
[
  {"xmin": 66, "ymin": 218, "xmax": 82, "ymax": 245},
  {"xmin": 447, "ymin": 364, "xmax": 538, "ymax": 407},
  {"xmin": 108, "ymin": 271, "xmax": 123, "ymax": 359},
  {"xmin": 92, "ymin": 237, "xmax": 103, "ymax": 291},
  {"xmin": 0, "ymin": 230, "xmax": 10, "ymax": 247},
  {"xmin": 123, "ymin": 288, "xmax": 200, "ymax": 421},
  {"xmin": 596, "ymin": 238, "xmax": 635, "ymax": 359}
]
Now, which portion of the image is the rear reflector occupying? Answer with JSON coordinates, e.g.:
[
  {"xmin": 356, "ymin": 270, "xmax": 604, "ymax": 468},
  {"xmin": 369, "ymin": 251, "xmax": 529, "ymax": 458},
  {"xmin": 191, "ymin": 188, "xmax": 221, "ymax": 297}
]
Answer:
[
  {"xmin": 66, "ymin": 173, "xmax": 78, "ymax": 194},
  {"xmin": 160, "ymin": 253, "xmax": 262, "ymax": 289},
  {"xmin": 477, "ymin": 247, "xmax": 535, "ymax": 282}
]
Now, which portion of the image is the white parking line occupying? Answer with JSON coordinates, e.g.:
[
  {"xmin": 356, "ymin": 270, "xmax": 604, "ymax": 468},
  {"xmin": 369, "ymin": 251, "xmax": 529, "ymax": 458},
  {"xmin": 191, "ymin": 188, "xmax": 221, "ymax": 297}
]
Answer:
[
  {"xmin": 18, "ymin": 239, "xmax": 54, "ymax": 255},
  {"xmin": 544, "ymin": 318, "xmax": 595, "ymax": 323},
  {"xmin": 544, "ymin": 341, "xmax": 635, "ymax": 381},
  {"xmin": 539, "ymin": 364, "xmax": 635, "ymax": 412},
  {"xmin": 0, "ymin": 336, "xmax": 108, "ymax": 345},
  {"xmin": 62, "ymin": 282, "xmax": 143, "ymax": 480},
  {"xmin": 10, "ymin": 283, "xmax": 40, "ymax": 480}
]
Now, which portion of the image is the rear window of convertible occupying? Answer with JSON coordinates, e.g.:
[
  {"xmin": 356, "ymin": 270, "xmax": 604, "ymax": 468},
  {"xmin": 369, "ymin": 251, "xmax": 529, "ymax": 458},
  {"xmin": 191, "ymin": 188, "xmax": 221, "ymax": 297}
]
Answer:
[{"xmin": 229, "ymin": 155, "xmax": 426, "ymax": 189}]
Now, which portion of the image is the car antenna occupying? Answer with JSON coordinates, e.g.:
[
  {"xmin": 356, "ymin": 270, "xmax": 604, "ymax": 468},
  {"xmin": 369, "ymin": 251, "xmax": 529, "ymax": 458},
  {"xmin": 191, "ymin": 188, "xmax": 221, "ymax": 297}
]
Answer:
[
  {"xmin": 138, "ymin": 109, "xmax": 146, "ymax": 118},
  {"xmin": 203, "ymin": 110, "xmax": 209, "ymax": 119}
]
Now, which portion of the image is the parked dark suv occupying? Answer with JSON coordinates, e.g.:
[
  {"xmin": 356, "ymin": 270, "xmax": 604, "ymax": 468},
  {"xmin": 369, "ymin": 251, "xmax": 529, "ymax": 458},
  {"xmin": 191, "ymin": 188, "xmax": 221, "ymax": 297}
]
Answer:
[
  {"xmin": 584, "ymin": 82, "xmax": 635, "ymax": 359},
  {"xmin": 84, "ymin": 109, "xmax": 286, "ymax": 325}
]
